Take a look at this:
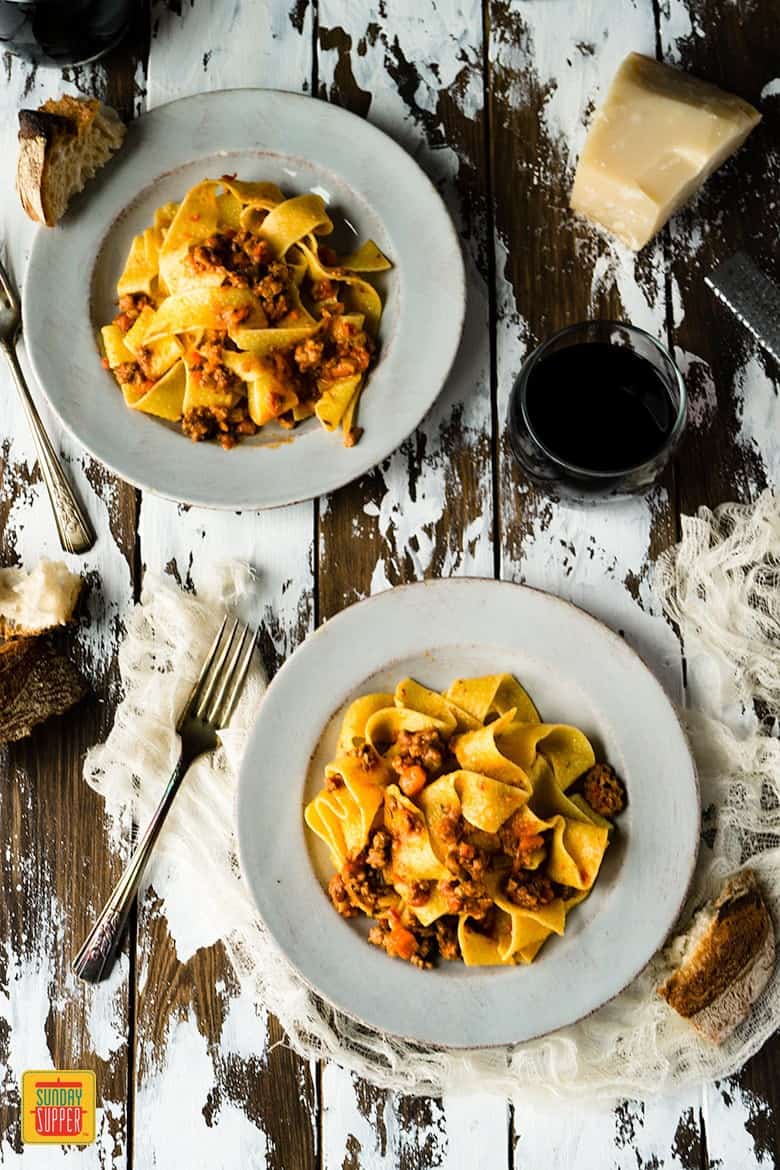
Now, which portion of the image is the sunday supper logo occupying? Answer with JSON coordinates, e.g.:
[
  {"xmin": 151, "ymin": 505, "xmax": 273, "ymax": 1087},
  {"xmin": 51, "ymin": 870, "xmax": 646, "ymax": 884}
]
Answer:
[{"xmin": 21, "ymin": 1071, "xmax": 96, "ymax": 1145}]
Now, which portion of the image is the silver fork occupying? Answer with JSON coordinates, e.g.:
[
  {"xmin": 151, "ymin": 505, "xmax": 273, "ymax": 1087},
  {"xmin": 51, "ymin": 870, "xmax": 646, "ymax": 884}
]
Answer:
[
  {"xmin": 0, "ymin": 254, "xmax": 95, "ymax": 554},
  {"xmin": 73, "ymin": 615, "xmax": 257, "ymax": 983}
]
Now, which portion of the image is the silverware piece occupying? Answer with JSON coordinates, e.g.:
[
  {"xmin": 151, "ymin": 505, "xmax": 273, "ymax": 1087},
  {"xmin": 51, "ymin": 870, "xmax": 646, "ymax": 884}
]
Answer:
[
  {"xmin": 705, "ymin": 252, "xmax": 780, "ymax": 367},
  {"xmin": 73, "ymin": 615, "xmax": 257, "ymax": 982},
  {"xmin": 0, "ymin": 255, "xmax": 95, "ymax": 554}
]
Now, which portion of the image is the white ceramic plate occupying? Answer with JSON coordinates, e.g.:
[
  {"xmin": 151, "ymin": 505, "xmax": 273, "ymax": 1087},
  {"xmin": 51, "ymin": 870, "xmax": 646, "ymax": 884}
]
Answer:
[
  {"xmin": 23, "ymin": 90, "xmax": 465, "ymax": 510},
  {"xmin": 237, "ymin": 579, "xmax": 700, "ymax": 1048}
]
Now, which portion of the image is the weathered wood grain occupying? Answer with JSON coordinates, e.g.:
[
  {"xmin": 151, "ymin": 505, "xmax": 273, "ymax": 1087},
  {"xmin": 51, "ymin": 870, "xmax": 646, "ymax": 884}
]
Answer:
[
  {"xmin": 133, "ymin": 4, "xmax": 318, "ymax": 1169},
  {"xmin": 486, "ymin": 1, "xmax": 716, "ymax": 1165},
  {"xmin": 489, "ymin": 0, "xmax": 681, "ymax": 693},
  {"xmin": 315, "ymin": 4, "xmax": 507, "ymax": 1167},
  {"xmin": 2, "ymin": 0, "xmax": 779, "ymax": 1165},
  {"xmin": 658, "ymin": 1, "xmax": 780, "ymax": 1165},
  {"xmin": 0, "ymin": 23, "xmax": 144, "ymax": 1167},
  {"xmin": 317, "ymin": 0, "xmax": 494, "ymax": 612}
]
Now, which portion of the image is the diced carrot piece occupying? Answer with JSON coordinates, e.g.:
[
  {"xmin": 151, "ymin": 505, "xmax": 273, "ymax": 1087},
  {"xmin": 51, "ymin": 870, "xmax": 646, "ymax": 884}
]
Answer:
[
  {"xmin": 386, "ymin": 924, "xmax": 417, "ymax": 961},
  {"xmin": 399, "ymin": 764, "xmax": 427, "ymax": 798}
]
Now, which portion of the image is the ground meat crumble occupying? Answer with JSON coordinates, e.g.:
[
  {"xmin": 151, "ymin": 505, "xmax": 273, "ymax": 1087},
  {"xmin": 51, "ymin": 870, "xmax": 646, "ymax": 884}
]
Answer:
[
  {"xmin": 368, "ymin": 913, "xmax": 461, "ymax": 969},
  {"xmin": 390, "ymin": 728, "xmax": 453, "ymax": 797},
  {"xmin": 503, "ymin": 871, "xmax": 556, "ymax": 910},
  {"xmin": 581, "ymin": 763, "xmax": 627, "ymax": 817},
  {"xmin": 181, "ymin": 402, "xmax": 257, "ymax": 449},
  {"xmin": 112, "ymin": 292, "xmax": 153, "ymax": 333},
  {"xmin": 327, "ymin": 848, "xmax": 393, "ymax": 919},
  {"xmin": 186, "ymin": 229, "xmax": 292, "ymax": 321},
  {"xmin": 498, "ymin": 809, "xmax": 546, "ymax": 870}
]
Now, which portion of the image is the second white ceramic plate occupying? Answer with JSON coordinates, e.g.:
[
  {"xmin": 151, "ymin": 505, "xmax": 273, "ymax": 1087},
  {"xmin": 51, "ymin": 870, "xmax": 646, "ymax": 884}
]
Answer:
[
  {"xmin": 23, "ymin": 89, "xmax": 465, "ymax": 509},
  {"xmin": 237, "ymin": 579, "xmax": 700, "ymax": 1048}
]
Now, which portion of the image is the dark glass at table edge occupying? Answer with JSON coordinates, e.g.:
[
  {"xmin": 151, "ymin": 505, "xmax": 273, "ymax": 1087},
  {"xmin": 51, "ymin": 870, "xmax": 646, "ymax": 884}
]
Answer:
[
  {"xmin": 0, "ymin": 0, "xmax": 132, "ymax": 67},
  {"xmin": 506, "ymin": 320, "xmax": 688, "ymax": 505}
]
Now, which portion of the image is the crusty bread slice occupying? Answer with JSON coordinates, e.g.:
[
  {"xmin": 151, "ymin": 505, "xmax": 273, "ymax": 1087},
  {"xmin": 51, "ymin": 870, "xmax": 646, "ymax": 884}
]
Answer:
[
  {"xmin": 0, "ymin": 637, "xmax": 86, "ymax": 743},
  {"xmin": 0, "ymin": 560, "xmax": 82, "ymax": 639},
  {"xmin": 658, "ymin": 869, "xmax": 775, "ymax": 1044},
  {"xmin": 16, "ymin": 95, "xmax": 125, "ymax": 227}
]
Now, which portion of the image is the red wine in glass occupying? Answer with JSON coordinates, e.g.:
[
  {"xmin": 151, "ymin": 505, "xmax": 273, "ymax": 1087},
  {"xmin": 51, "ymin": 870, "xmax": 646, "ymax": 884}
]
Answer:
[
  {"xmin": 0, "ymin": 0, "xmax": 132, "ymax": 66},
  {"xmin": 507, "ymin": 321, "xmax": 687, "ymax": 502}
]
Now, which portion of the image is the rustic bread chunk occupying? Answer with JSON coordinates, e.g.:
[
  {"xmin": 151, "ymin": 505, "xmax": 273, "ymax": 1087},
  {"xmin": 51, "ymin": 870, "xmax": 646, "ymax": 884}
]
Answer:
[
  {"xmin": 0, "ymin": 637, "xmax": 86, "ymax": 744},
  {"xmin": 658, "ymin": 869, "xmax": 775, "ymax": 1044},
  {"xmin": 16, "ymin": 95, "xmax": 125, "ymax": 226},
  {"xmin": 0, "ymin": 560, "xmax": 82, "ymax": 639}
]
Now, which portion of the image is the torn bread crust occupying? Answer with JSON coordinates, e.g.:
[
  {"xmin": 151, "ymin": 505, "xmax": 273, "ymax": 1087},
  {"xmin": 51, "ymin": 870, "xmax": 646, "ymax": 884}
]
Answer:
[
  {"xmin": 658, "ymin": 869, "xmax": 775, "ymax": 1044},
  {"xmin": 16, "ymin": 110, "xmax": 74, "ymax": 225},
  {"xmin": 0, "ymin": 637, "xmax": 86, "ymax": 744},
  {"xmin": 16, "ymin": 96, "xmax": 125, "ymax": 226}
]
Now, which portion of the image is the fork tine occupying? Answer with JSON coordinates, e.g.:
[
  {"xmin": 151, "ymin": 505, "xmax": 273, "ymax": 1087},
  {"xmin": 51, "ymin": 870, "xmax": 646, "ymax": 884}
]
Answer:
[
  {"xmin": 194, "ymin": 617, "xmax": 241, "ymax": 721},
  {"xmin": 0, "ymin": 255, "xmax": 19, "ymax": 313},
  {"xmin": 211, "ymin": 624, "xmax": 257, "ymax": 729},
  {"xmin": 176, "ymin": 614, "xmax": 229, "ymax": 731},
  {"xmin": 204, "ymin": 621, "xmax": 251, "ymax": 726}
]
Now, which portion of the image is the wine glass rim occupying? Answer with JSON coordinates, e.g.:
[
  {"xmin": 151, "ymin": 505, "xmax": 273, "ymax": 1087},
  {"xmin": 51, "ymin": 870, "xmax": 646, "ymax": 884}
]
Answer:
[{"xmin": 516, "ymin": 320, "xmax": 688, "ymax": 480}]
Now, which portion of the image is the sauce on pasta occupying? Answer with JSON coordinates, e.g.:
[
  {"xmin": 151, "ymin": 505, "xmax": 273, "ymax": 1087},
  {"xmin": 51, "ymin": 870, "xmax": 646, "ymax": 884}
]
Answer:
[
  {"xmin": 99, "ymin": 176, "xmax": 391, "ymax": 448},
  {"xmin": 305, "ymin": 674, "xmax": 627, "ymax": 969}
]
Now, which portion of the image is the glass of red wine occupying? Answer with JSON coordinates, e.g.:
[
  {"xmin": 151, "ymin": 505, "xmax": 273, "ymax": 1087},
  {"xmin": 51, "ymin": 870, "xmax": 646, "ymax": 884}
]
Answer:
[
  {"xmin": 507, "ymin": 320, "xmax": 687, "ymax": 503},
  {"xmin": 0, "ymin": 0, "xmax": 132, "ymax": 66}
]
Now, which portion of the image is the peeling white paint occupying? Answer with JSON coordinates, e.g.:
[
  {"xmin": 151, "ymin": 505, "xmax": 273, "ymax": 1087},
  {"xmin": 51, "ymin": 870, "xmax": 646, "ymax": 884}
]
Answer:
[
  {"xmin": 0, "ymin": 889, "xmax": 130, "ymax": 1167},
  {"xmin": 514, "ymin": 1088, "xmax": 709, "ymax": 1169},
  {"xmin": 675, "ymin": 347, "xmax": 717, "ymax": 429},
  {"xmin": 736, "ymin": 352, "xmax": 780, "ymax": 485},
  {"xmin": 491, "ymin": 0, "xmax": 656, "ymax": 177},
  {"xmin": 705, "ymin": 1079, "xmax": 774, "ymax": 1168},
  {"xmin": 321, "ymin": 1065, "xmax": 509, "ymax": 1170},
  {"xmin": 135, "ymin": 1015, "xmax": 271, "ymax": 1170}
]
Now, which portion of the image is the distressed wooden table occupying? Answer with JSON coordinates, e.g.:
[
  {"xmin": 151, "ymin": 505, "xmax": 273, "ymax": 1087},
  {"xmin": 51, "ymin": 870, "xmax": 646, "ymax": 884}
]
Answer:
[{"xmin": 1, "ymin": 1, "xmax": 779, "ymax": 1166}]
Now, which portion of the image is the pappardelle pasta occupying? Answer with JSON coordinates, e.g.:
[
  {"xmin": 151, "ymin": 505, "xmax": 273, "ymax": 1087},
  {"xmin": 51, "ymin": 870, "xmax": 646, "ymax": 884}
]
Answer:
[
  {"xmin": 99, "ymin": 176, "xmax": 391, "ymax": 449},
  {"xmin": 305, "ymin": 674, "xmax": 627, "ymax": 968}
]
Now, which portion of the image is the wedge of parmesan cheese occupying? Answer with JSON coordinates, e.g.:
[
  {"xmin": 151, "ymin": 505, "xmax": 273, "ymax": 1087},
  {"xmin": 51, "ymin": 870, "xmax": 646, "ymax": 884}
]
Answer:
[
  {"xmin": 570, "ymin": 53, "xmax": 761, "ymax": 251},
  {"xmin": 0, "ymin": 560, "xmax": 82, "ymax": 638}
]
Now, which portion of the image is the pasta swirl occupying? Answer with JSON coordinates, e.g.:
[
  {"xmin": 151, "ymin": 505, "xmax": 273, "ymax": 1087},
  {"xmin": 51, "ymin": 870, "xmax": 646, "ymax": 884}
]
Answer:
[
  {"xmin": 100, "ymin": 177, "xmax": 391, "ymax": 449},
  {"xmin": 305, "ymin": 674, "xmax": 626, "ymax": 968}
]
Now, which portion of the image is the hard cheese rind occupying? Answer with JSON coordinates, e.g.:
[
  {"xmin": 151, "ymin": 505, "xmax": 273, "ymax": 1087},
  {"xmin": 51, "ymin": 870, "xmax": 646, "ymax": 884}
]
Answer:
[{"xmin": 570, "ymin": 52, "xmax": 761, "ymax": 251}]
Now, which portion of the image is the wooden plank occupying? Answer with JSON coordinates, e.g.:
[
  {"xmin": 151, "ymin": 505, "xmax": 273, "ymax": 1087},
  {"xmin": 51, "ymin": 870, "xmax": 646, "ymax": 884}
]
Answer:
[
  {"xmin": 317, "ymin": 0, "xmax": 495, "ymax": 613},
  {"xmin": 316, "ymin": 2, "xmax": 508, "ymax": 1166},
  {"xmin": 658, "ymin": 0, "xmax": 780, "ymax": 1163},
  {"xmin": 132, "ymin": 4, "xmax": 318, "ymax": 1169},
  {"xmin": 0, "ymin": 29, "xmax": 145, "ymax": 1169},
  {"xmin": 487, "ymin": 1, "xmax": 707, "ymax": 1165}
]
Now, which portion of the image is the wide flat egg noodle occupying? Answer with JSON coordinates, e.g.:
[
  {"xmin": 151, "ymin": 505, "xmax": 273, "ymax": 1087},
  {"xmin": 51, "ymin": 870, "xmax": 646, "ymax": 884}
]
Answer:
[
  {"xmin": 546, "ymin": 816, "xmax": 610, "ymax": 890},
  {"xmin": 384, "ymin": 785, "xmax": 451, "ymax": 884},
  {"xmin": 498, "ymin": 721, "xmax": 596, "ymax": 789},
  {"xmin": 304, "ymin": 754, "xmax": 388, "ymax": 867},
  {"xmin": 444, "ymin": 673, "xmax": 540, "ymax": 725},
  {"xmin": 453, "ymin": 710, "xmax": 533, "ymax": 793},
  {"xmin": 158, "ymin": 180, "xmax": 221, "ymax": 293},
  {"xmin": 337, "ymin": 693, "xmax": 396, "ymax": 753}
]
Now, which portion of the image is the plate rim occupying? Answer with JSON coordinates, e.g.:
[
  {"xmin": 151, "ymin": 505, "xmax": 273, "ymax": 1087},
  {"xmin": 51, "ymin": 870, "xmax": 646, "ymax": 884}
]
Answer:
[
  {"xmin": 236, "ymin": 577, "xmax": 701, "ymax": 1049},
  {"xmin": 22, "ymin": 87, "xmax": 466, "ymax": 511}
]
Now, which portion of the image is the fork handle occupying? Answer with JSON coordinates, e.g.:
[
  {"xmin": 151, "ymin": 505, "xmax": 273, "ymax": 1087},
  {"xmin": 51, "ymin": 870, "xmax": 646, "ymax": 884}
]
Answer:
[
  {"xmin": 73, "ymin": 752, "xmax": 191, "ymax": 982},
  {"xmin": 2, "ymin": 341, "xmax": 95, "ymax": 554}
]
